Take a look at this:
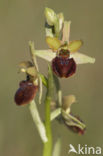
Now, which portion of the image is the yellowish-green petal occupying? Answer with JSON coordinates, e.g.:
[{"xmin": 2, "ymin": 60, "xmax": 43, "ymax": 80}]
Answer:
[
  {"xmin": 46, "ymin": 37, "xmax": 61, "ymax": 51},
  {"xmin": 68, "ymin": 40, "xmax": 83, "ymax": 52}
]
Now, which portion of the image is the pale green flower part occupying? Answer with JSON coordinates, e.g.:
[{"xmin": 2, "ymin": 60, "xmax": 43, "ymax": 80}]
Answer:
[
  {"xmin": 57, "ymin": 13, "xmax": 64, "ymax": 31},
  {"xmin": 62, "ymin": 95, "xmax": 76, "ymax": 113},
  {"xmin": 45, "ymin": 8, "xmax": 60, "ymax": 37},
  {"xmin": 62, "ymin": 21, "xmax": 71, "ymax": 43},
  {"xmin": 34, "ymin": 49, "xmax": 95, "ymax": 64},
  {"xmin": 50, "ymin": 108, "xmax": 61, "ymax": 121},
  {"xmin": 45, "ymin": 8, "xmax": 57, "ymax": 26},
  {"xmin": 70, "ymin": 52, "xmax": 95, "ymax": 64}
]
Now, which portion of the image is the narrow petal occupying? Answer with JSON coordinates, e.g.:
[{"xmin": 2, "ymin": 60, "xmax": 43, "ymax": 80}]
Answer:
[
  {"xmin": 68, "ymin": 40, "xmax": 83, "ymax": 53},
  {"xmin": 62, "ymin": 21, "xmax": 71, "ymax": 43},
  {"xmin": 71, "ymin": 52, "xmax": 95, "ymax": 64}
]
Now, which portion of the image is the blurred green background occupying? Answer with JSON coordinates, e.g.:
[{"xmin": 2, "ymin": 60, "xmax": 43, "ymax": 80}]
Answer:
[{"xmin": 0, "ymin": 0, "xmax": 103, "ymax": 156}]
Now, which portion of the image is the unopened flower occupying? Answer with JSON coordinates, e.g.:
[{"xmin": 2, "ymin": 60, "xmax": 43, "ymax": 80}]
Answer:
[{"xmin": 45, "ymin": 8, "xmax": 57, "ymax": 26}]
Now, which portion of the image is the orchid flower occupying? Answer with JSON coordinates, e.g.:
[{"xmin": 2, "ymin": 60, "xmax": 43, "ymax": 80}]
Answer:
[{"xmin": 34, "ymin": 8, "xmax": 95, "ymax": 65}]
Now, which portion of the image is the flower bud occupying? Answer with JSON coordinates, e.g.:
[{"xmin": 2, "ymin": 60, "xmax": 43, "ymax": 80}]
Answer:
[{"xmin": 45, "ymin": 8, "xmax": 57, "ymax": 26}]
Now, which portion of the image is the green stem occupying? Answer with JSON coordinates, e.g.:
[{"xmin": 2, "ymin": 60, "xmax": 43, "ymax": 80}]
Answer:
[
  {"xmin": 43, "ymin": 66, "xmax": 54, "ymax": 156},
  {"xmin": 43, "ymin": 97, "xmax": 52, "ymax": 156}
]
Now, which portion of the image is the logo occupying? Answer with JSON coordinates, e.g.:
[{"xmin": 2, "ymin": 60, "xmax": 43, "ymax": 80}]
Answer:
[{"xmin": 68, "ymin": 144, "xmax": 102, "ymax": 155}]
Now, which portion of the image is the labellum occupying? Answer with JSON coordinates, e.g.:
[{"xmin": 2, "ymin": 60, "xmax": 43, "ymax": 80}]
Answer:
[
  {"xmin": 15, "ymin": 80, "xmax": 38, "ymax": 106},
  {"xmin": 52, "ymin": 49, "xmax": 76, "ymax": 78}
]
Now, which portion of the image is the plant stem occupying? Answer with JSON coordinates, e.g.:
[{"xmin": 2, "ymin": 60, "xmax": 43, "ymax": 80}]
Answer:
[
  {"xmin": 43, "ymin": 66, "xmax": 54, "ymax": 156},
  {"xmin": 43, "ymin": 97, "xmax": 52, "ymax": 156}
]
